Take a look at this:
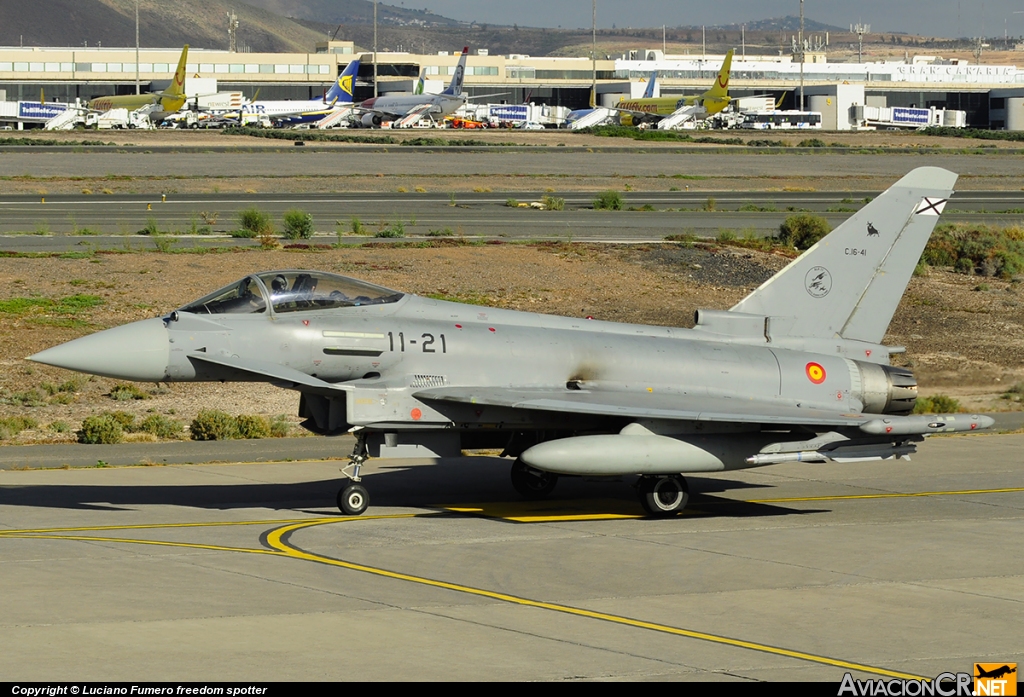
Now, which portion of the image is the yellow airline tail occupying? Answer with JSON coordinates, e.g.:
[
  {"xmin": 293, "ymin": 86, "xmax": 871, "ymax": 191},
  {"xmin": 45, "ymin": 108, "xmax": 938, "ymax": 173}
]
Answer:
[
  {"xmin": 700, "ymin": 49, "xmax": 734, "ymax": 115},
  {"xmin": 705, "ymin": 49, "xmax": 733, "ymax": 100},
  {"xmin": 160, "ymin": 45, "xmax": 189, "ymax": 112}
]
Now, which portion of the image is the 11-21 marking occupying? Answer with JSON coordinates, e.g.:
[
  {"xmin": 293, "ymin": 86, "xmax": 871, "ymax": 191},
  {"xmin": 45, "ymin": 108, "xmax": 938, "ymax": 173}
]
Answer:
[{"xmin": 389, "ymin": 332, "xmax": 447, "ymax": 353}]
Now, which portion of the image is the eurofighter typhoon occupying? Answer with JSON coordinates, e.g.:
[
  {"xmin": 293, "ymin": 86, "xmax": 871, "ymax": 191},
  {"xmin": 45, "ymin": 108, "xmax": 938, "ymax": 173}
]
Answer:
[{"xmin": 30, "ymin": 167, "xmax": 992, "ymax": 516}]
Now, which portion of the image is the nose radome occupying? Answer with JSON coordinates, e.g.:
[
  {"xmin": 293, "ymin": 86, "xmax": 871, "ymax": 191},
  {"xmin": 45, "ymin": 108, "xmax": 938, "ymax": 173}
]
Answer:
[{"xmin": 27, "ymin": 318, "xmax": 170, "ymax": 382}]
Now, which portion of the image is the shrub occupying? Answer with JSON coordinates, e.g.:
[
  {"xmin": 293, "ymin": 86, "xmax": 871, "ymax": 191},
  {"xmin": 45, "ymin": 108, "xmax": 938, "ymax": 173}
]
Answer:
[
  {"xmin": 542, "ymin": 195, "xmax": 565, "ymax": 211},
  {"xmin": 350, "ymin": 216, "xmax": 366, "ymax": 235},
  {"xmin": 375, "ymin": 220, "xmax": 405, "ymax": 238},
  {"xmin": 78, "ymin": 414, "xmax": 124, "ymax": 444},
  {"xmin": 716, "ymin": 229, "xmax": 737, "ymax": 243},
  {"xmin": 0, "ymin": 416, "xmax": 38, "ymax": 439},
  {"xmin": 593, "ymin": 190, "xmax": 622, "ymax": 211},
  {"xmin": 269, "ymin": 415, "xmax": 291, "ymax": 438},
  {"xmin": 50, "ymin": 420, "xmax": 71, "ymax": 434},
  {"xmin": 797, "ymin": 138, "xmax": 827, "ymax": 148},
  {"xmin": 777, "ymin": 214, "xmax": 831, "ymax": 250},
  {"xmin": 505, "ymin": 198, "xmax": 520, "ymax": 207},
  {"xmin": 236, "ymin": 414, "xmax": 271, "ymax": 439},
  {"xmin": 189, "ymin": 410, "xmax": 238, "ymax": 441},
  {"xmin": 107, "ymin": 410, "xmax": 136, "ymax": 430},
  {"xmin": 427, "ymin": 227, "xmax": 454, "ymax": 237},
  {"xmin": 138, "ymin": 217, "xmax": 159, "ymax": 235},
  {"xmin": 137, "ymin": 414, "xmax": 183, "ymax": 439},
  {"xmin": 238, "ymin": 207, "xmax": 272, "ymax": 237},
  {"xmin": 109, "ymin": 383, "xmax": 149, "ymax": 401},
  {"xmin": 704, "ymin": 196, "xmax": 717, "ymax": 212},
  {"xmin": 282, "ymin": 209, "xmax": 314, "ymax": 240},
  {"xmin": 912, "ymin": 395, "xmax": 962, "ymax": 414}
]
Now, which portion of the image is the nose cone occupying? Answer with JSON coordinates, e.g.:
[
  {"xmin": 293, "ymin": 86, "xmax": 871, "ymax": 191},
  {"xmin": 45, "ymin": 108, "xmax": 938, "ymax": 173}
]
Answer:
[{"xmin": 28, "ymin": 318, "xmax": 169, "ymax": 382}]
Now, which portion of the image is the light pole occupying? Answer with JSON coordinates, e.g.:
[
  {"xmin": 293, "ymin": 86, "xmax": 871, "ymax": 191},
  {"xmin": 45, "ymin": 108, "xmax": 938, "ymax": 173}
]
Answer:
[
  {"xmin": 798, "ymin": 0, "xmax": 804, "ymax": 112},
  {"xmin": 373, "ymin": 0, "xmax": 378, "ymax": 98},
  {"xmin": 135, "ymin": 0, "xmax": 140, "ymax": 95},
  {"xmin": 592, "ymin": 0, "xmax": 596, "ymax": 105}
]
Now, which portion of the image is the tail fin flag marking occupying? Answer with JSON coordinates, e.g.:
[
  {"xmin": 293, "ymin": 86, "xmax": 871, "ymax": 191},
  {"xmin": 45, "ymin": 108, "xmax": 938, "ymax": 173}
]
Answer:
[
  {"xmin": 914, "ymin": 197, "xmax": 948, "ymax": 216},
  {"xmin": 730, "ymin": 167, "xmax": 958, "ymax": 344}
]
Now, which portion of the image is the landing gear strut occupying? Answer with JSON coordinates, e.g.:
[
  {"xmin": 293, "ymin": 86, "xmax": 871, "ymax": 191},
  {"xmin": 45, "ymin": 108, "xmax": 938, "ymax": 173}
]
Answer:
[
  {"xmin": 637, "ymin": 474, "xmax": 689, "ymax": 517},
  {"xmin": 510, "ymin": 458, "xmax": 559, "ymax": 500},
  {"xmin": 337, "ymin": 431, "xmax": 369, "ymax": 515}
]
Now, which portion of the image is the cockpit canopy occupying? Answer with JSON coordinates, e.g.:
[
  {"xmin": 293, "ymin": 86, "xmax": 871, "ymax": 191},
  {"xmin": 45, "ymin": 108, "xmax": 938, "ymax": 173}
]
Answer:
[{"xmin": 178, "ymin": 271, "xmax": 404, "ymax": 315}]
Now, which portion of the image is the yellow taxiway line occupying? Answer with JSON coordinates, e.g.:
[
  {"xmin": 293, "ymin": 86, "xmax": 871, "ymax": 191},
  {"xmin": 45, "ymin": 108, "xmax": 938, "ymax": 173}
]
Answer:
[{"xmin": 5, "ymin": 483, "xmax": 1020, "ymax": 680}]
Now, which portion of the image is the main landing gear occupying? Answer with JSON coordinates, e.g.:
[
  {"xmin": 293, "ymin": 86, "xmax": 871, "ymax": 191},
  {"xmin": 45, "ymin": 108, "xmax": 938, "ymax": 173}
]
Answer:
[
  {"xmin": 510, "ymin": 458, "xmax": 559, "ymax": 500},
  {"xmin": 637, "ymin": 474, "xmax": 689, "ymax": 517},
  {"xmin": 337, "ymin": 432, "xmax": 369, "ymax": 515}
]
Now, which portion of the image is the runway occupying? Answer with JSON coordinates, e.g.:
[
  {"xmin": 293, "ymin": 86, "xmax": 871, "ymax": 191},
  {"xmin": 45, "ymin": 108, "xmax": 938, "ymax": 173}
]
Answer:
[
  {"xmin": 3, "ymin": 147, "xmax": 1024, "ymax": 178},
  {"xmin": 1, "ymin": 434, "xmax": 1021, "ymax": 681},
  {"xmin": 1, "ymin": 190, "xmax": 1022, "ymax": 249}
]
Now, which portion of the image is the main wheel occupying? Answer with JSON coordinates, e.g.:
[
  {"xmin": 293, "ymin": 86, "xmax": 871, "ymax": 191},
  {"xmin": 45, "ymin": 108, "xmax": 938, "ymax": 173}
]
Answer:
[
  {"xmin": 337, "ymin": 482, "xmax": 369, "ymax": 515},
  {"xmin": 510, "ymin": 459, "xmax": 558, "ymax": 500},
  {"xmin": 638, "ymin": 475, "xmax": 689, "ymax": 517}
]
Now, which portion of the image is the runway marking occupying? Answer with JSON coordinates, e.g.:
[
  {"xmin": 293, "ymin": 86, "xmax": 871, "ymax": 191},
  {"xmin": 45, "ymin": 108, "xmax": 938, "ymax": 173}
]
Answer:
[
  {"xmin": 1, "ymin": 533, "xmax": 285, "ymax": 556},
  {"xmin": 4, "ymin": 485, "xmax": 1019, "ymax": 678},
  {"xmin": 445, "ymin": 498, "xmax": 644, "ymax": 522},
  {"xmin": 265, "ymin": 518, "xmax": 925, "ymax": 681},
  {"xmin": 745, "ymin": 486, "xmax": 1024, "ymax": 504},
  {"xmin": 441, "ymin": 486, "xmax": 1024, "ymax": 522},
  {"xmin": 0, "ymin": 513, "xmax": 423, "ymax": 537}
]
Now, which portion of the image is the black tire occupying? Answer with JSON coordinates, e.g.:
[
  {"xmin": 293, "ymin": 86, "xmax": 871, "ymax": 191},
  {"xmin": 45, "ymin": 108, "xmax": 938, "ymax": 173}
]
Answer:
[
  {"xmin": 638, "ymin": 475, "xmax": 689, "ymax": 517},
  {"xmin": 510, "ymin": 459, "xmax": 558, "ymax": 500},
  {"xmin": 337, "ymin": 483, "xmax": 369, "ymax": 515}
]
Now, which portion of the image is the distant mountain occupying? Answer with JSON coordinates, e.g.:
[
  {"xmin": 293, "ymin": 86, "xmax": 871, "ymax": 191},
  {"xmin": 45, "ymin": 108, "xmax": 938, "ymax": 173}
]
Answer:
[
  {"xmin": 715, "ymin": 16, "xmax": 846, "ymax": 34},
  {"xmin": 0, "ymin": 0, "xmax": 328, "ymax": 52},
  {"xmin": 237, "ymin": 0, "xmax": 461, "ymax": 27}
]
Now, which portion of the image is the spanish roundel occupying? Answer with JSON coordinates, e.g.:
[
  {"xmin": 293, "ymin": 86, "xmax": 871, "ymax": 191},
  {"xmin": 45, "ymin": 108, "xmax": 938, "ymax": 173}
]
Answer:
[{"xmin": 806, "ymin": 362, "xmax": 826, "ymax": 384}]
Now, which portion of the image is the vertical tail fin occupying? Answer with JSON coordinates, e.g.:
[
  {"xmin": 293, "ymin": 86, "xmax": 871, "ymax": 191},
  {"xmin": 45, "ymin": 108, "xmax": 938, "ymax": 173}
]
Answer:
[
  {"xmin": 159, "ymin": 45, "xmax": 189, "ymax": 113},
  {"xmin": 442, "ymin": 47, "xmax": 468, "ymax": 96},
  {"xmin": 642, "ymin": 71, "xmax": 657, "ymax": 99},
  {"xmin": 730, "ymin": 167, "xmax": 958, "ymax": 343},
  {"xmin": 704, "ymin": 49, "xmax": 733, "ymax": 101},
  {"xmin": 167, "ymin": 45, "xmax": 189, "ymax": 97},
  {"xmin": 414, "ymin": 68, "xmax": 426, "ymax": 95},
  {"xmin": 325, "ymin": 57, "xmax": 360, "ymax": 104}
]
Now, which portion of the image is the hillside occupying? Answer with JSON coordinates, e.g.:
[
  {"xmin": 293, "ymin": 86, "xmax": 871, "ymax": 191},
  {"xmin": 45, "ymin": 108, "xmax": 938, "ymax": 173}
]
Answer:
[
  {"xmin": 0, "ymin": 0, "xmax": 327, "ymax": 52},
  {"xmin": 238, "ymin": 0, "xmax": 459, "ymax": 27}
]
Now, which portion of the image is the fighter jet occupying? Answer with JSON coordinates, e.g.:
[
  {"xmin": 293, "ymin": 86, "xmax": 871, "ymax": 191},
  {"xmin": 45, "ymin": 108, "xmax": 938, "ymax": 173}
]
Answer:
[{"xmin": 29, "ymin": 167, "xmax": 993, "ymax": 516}]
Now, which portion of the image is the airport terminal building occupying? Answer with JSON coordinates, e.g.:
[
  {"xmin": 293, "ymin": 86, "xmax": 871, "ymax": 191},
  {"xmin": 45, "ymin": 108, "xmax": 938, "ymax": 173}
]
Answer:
[{"xmin": 3, "ymin": 40, "xmax": 1024, "ymax": 129}]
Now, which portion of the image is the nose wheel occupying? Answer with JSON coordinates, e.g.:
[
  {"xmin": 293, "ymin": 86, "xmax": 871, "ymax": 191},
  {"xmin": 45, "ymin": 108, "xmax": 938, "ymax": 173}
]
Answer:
[
  {"xmin": 637, "ymin": 474, "xmax": 689, "ymax": 517},
  {"xmin": 337, "ymin": 482, "xmax": 369, "ymax": 516}
]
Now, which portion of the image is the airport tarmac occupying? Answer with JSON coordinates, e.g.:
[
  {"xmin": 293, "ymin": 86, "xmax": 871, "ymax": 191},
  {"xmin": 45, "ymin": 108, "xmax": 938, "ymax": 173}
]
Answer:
[
  {"xmin": 3, "ymin": 147, "xmax": 1024, "ymax": 180},
  {"xmin": 1, "ymin": 433, "xmax": 1021, "ymax": 681}
]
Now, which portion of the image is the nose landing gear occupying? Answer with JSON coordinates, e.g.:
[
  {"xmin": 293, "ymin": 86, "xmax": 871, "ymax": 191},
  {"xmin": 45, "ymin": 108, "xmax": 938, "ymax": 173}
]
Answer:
[{"xmin": 337, "ymin": 431, "xmax": 369, "ymax": 515}]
